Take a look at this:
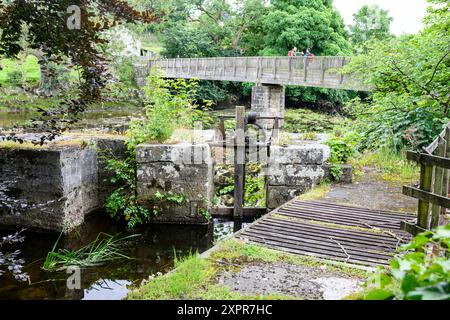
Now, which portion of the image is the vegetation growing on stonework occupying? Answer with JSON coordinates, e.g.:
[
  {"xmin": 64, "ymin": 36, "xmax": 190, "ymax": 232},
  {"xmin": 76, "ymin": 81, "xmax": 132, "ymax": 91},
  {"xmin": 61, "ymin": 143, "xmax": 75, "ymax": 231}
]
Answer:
[{"xmin": 105, "ymin": 74, "xmax": 210, "ymax": 228}]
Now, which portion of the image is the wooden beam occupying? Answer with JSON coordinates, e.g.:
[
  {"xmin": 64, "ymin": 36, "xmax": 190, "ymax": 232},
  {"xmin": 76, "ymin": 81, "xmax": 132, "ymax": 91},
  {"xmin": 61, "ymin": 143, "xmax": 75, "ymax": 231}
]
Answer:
[
  {"xmin": 406, "ymin": 151, "xmax": 450, "ymax": 169},
  {"xmin": 234, "ymin": 106, "xmax": 246, "ymax": 220},
  {"xmin": 211, "ymin": 207, "xmax": 267, "ymax": 218},
  {"xmin": 431, "ymin": 137, "xmax": 447, "ymax": 228},
  {"xmin": 403, "ymin": 186, "xmax": 450, "ymax": 210}
]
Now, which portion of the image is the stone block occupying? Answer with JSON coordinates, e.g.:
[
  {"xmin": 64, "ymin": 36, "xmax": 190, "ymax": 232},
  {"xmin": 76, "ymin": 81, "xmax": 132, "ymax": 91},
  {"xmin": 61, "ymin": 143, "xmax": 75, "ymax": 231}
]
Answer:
[
  {"xmin": 268, "ymin": 164, "xmax": 324, "ymax": 186},
  {"xmin": 0, "ymin": 144, "xmax": 100, "ymax": 232},
  {"xmin": 323, "ymin": 163, "xmax": 353, "ymax": 184},
  {"xmin": 270, "ymin": 144, "xmax": 330, "ymax": 165},
  {"xmin": 136, "ymin": 144, "xmax": 214, "ymax": 224},
  {"xmin": 267, "ymin": 185, "xmax": 311, "ymax": 210}
]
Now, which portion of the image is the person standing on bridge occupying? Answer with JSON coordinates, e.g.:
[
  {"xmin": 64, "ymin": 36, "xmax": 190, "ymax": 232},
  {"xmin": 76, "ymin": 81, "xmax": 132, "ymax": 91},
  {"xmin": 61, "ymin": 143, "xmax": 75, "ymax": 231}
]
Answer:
[
  {"xmin": 305, "ymin": 48, "xmax": 314, "ymax": 67},
  {"xmin": 288, "ymin": 47, "xmax": 298, "ymax": 57}
]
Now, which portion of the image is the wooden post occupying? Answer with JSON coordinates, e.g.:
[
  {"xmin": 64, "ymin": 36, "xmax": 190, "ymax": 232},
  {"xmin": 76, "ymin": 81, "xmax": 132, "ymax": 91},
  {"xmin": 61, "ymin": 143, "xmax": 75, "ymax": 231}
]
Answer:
[
  {"xmin": 303, "ymin": 57, "xmax": 308, "ymax": 82},
  {"xmin": 417, "ymin": 164, "xmax": 434, "ymax": 233},
  {"xmin": 339, "ymin": 57, "xmax": 346, "ymax": 85},
  {"xmin": 244, "ymin": 57, "xmax": 248, "ymax": 80},
  {"xmin": 321, "ymin": 57, "xmax": 326, "ymax": 84},
  {"xmin": 234, "ymin": 106, "xmax": 246, "ymax": 221},
  {"xmin": 431, "ymin": 137, "xmax": 446, "ymax": 228},
  {"xmin": 288, "ymin": 57, "xmax": 293, "ymax": 83},
  {"xmin": 274, "ymin": 58, "xmax": 277, "ymax": 80},
  {"xmin": 233, "ymin": 57, "xmax": 237, "ymax": 78},
  {"xmin": 441, "ymin": 128, "xmax": 450, "ymax": 217}
]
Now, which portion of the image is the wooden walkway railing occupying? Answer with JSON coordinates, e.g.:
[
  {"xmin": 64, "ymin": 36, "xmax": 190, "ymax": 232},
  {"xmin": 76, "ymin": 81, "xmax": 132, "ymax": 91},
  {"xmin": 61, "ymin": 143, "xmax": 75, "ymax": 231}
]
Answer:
[
  {"xmin": 403, "ymin": 123, "xmax": 450, "ymax": 235},
  {"xmin": 141, "ymin": 56, "xmax": 369, "ymax": 91}
]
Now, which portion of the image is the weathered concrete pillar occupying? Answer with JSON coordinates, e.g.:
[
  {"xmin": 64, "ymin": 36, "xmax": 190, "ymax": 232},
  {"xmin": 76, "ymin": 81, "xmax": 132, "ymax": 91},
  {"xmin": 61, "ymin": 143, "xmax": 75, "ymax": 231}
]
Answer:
[
  {"xmin": 0, "ymin": 144, "xmax": 100, "ymax": 231},
  {"xmin": 136, "ymin": 143, "xmax": 214, "ymax": 224},
  {"xmin": 267, "ymin": 144, "xmax": 330, "ymax": 209},
  {"xmin": 251, "ymin": 84, "xmax": 285, "ymax": 130}
]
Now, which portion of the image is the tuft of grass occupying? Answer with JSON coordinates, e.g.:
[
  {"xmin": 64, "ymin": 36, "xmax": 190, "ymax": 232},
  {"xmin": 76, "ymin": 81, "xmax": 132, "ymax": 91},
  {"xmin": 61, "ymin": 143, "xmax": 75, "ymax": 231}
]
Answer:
[
  {"xmin": 298, "ymin": 183, "xmax": 330, "ymax": 201},
  {"xmin": 350, "ymin": 150, "xmax": 419, "ymax": 184},
  {"xmin": 43, "ymin": 232, "xmax": 137, "ymax": 271}
]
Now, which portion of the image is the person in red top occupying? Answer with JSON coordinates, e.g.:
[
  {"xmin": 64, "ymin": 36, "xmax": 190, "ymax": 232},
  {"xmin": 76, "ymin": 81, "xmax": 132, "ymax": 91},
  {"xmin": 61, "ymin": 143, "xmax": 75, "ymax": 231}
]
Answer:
[{"xmin": 288, "ymin": 47, "xmax": 298, "ymax": 57}]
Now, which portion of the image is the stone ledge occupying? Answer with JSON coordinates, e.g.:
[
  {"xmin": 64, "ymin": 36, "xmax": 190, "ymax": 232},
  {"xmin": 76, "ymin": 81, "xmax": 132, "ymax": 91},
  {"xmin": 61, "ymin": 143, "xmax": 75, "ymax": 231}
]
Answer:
[{"xmin": 270, "ymin": 145, "xmax": 330, "ymax": 165}]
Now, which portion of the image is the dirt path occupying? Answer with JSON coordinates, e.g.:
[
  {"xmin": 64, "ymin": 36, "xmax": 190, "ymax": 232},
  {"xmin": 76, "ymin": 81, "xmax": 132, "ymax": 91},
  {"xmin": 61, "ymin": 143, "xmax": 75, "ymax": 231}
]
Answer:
[{"xmin": 322, "ymin": 167, "xmax": 417, "ymax": 213}]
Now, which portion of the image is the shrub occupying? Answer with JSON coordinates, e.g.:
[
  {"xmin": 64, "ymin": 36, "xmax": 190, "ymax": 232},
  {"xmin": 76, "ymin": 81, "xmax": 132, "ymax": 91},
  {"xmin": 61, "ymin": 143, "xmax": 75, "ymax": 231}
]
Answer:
[
  {"xmin": 363, "ymin": 225, "xmax": 450, "ymax": 300},
  {"xmin": 7, "ymin": 70, "xmax": 23, "ymax": 87}
]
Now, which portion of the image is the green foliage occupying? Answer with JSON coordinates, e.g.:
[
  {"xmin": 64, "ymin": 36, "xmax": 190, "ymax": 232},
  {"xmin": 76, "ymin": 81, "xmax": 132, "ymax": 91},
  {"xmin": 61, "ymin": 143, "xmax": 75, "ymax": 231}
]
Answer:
[
  {"xmin": 284, "ymin": 108, "xmax": 343, "ymax": 133},
  {"xmin": 363, "ymin": 225, "xmax": 450, "ymax": 300},
  {"xmin": 0, "ymin": 55, "xmax": 40, "ymax": 87},
  {"xmin": 325, "ymin": 131, "xmax": 359, "ymax": 164},
  {"xmin": 105, "ymin": 74, "xmax": 210, "ymax": 228},
  {"xmin": 344, "ymin": 0, "xmax": 450, "ymax": 151},
  {"xmin": 7, "ymin": 70, "xmax": 23, "ymax": 87},
  {"xmin": 245, "ymin": 175, "xmax": 266, "ymax": 207},
  {"xmin": 261, "ymin": 0, "xmax": 352, "ymax": 56},
  {"xmin": 104, "ymin": 156, "xmax": 154, "ymax": 229},
  {"xmin": 329, "ymin": 163, "xmax": 342, "ymax": 181},
  {"xmin": 127, "ymin": 72, "xmax": 211, "ymax": 146},
  {"xmin": 43, "ymin": 233, "xmax": 136, "ymax": 271},
  {"xmin": 349, "ymin": 4, "xmax": 394, "ymax": 49}
]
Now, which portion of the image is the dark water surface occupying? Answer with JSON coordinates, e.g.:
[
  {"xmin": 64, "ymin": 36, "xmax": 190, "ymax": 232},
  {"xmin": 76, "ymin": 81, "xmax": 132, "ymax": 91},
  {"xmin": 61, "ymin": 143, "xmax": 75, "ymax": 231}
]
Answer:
[{"xmin": 0, "ymin": 214, "xmax": 243, "ymax": 300}]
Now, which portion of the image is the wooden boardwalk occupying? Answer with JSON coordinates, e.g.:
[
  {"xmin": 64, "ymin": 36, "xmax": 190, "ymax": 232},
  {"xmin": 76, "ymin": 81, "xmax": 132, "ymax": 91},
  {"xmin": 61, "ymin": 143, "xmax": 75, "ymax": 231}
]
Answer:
[
  {"xmin": 236, "ymin": 200, "xmax": 416, "ymax": 267},
  {"xmin": 142, "ymin": 56, "xmax": 369, "ymax": 91}
]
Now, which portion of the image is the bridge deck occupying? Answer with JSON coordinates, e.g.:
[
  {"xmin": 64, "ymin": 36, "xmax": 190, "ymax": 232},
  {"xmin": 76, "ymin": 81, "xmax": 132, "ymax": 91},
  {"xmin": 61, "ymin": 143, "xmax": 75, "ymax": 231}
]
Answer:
[
  {"xmin": 143, "ymin": 56, "xmax": 368, "ymax": 91},
  {"xmin": 236, "ymin": 200, "xmax": 416, "ymax": 267}
]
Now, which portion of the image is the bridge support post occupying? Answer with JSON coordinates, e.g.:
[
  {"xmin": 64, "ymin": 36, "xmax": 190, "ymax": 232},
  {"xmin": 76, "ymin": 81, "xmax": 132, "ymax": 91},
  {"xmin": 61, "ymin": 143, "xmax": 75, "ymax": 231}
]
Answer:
[{"xmin": 251, "ymin": 84, "xmax": 285, "ymax": 133}]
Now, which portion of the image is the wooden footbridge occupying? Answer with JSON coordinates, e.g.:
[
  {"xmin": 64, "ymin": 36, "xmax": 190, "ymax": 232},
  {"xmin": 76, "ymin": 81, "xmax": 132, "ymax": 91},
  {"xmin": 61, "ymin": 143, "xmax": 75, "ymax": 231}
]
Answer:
[{"xmin": 143, "ymin": 56, "xmax": 369, "ymax": 91}]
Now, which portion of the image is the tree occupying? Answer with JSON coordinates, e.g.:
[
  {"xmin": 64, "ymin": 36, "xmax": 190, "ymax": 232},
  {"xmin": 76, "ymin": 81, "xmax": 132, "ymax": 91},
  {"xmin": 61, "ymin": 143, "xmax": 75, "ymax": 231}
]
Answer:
[
  {"xmin": 258, "ymin": 0, "xmax": 352, "ymax": 56},
  {"xmin": 345, "ymin": 0, "xmax": 450, "ymax": 151},
  {"xmin": 0, "ymin": 0, "xmax": 158, "ymax": 144},
  {"xmin": 349, "ymin": 5, "xmax": 393, "ymax": 49}
]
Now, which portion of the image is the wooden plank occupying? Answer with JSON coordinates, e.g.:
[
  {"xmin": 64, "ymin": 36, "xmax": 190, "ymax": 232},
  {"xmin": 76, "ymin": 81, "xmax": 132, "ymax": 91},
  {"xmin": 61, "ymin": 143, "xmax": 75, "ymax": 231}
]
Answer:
[
  {"xmin": 234, "ymin": 106, "xmax": 246, "ymax": 220},
  {"xmin": 403, "ymin": 186, "xmax": 450, "ymax": 210},
  {"xmin": 250, "ymin": 222, "xmax": 400, "ymax": 251},
  {"xmin": 263, "ymin": 217, "xmax": 404, "ymax": 244},
  {"xmin": 442, "ymin": 128, "xmax": 450, "ymax": 217},
  {"xmin": 406, "ymin": 151, "xmax": 450, "ymax": 169},
  {"xmin": 288, "ymin": 201, "xmax": 414, "ymax": 222},
  {"xmin": 239, "ymin": 233, "xmax": 391, "ymax": 266},
  {"xmin": 244, "ymin": 227, "xmax": 395, "ymax": 259},
  {"xmin": 212, "ymin": 207, "xmax": 266, "ymax": 218},
  {"xmin": 295, "ymin": 200, "xmax": 416, "ymax": 219},
  {"xmin": 431, "ymin": 137, "xmax": 447, "ymax": 228}
]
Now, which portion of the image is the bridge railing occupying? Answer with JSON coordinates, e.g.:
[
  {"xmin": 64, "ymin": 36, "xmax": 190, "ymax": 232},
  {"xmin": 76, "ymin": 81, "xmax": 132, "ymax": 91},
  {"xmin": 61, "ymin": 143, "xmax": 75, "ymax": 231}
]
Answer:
[
  {"xmin": 402, "ymin": 123, "xmax": 450, "ymax": 235},
  {"xmin": 145, "ymin": 56, "xmax": 365, "ymax": 91}
]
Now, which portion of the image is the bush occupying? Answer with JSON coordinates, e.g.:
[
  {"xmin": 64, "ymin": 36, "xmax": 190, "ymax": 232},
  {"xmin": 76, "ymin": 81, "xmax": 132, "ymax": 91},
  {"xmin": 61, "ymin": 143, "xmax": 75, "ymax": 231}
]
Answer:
[
  {"xmin": 363, "ymin": 225, "xmax": 450, "ymax": 300},
  {"xmin": 324, "ymin": 131, "xmax": 359, "ymax": 164},
  {"xmin": 7, "ymin": 70, "xmax": 23, "ymax": 87}
]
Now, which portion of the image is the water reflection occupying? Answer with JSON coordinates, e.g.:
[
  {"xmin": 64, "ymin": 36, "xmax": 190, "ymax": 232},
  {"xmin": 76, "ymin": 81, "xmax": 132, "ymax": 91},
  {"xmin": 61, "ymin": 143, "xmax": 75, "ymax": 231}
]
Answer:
[{"xmin": 0, "ymin": 213, "xmax": 249, "ymax": 300}]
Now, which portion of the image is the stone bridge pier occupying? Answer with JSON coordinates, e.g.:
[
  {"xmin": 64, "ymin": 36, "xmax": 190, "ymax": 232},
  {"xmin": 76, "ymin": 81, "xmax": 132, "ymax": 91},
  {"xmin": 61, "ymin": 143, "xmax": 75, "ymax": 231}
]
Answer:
[{"xmin": 251, "ymin": 84, "xmax": 285, "ymax": 131}]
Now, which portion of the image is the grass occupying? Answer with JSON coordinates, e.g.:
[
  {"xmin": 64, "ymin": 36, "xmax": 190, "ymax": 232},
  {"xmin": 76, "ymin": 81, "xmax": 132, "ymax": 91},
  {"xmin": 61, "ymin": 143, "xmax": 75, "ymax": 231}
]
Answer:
[
  {"xmin": 43, "ymin": 232, "xmax": 137, "ymax": 272},
  {"xmin": 0, "ymin": 56, "xmax": 40, "ymax": 86},
  {"xmin": 350, "ymin": 149, "xmax": 419, "ymax": 184},
  {"xmin": 298, "ymin": 183, "xmax": 331, "ymax": 201},
  {"xmin": 128, "ymin": 239, "xmax": 368, "ymax": 300},
  {"xmin": 0, "ymin": 139, "xmax": 91, "ymax": 150}
]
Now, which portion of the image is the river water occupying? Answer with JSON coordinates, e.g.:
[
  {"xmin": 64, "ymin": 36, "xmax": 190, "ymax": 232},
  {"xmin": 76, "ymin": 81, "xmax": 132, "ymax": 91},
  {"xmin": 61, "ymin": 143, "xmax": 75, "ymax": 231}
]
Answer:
[{"xmin": 0, "ymin": 213, "xmax": 245, "ymax": 300}]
